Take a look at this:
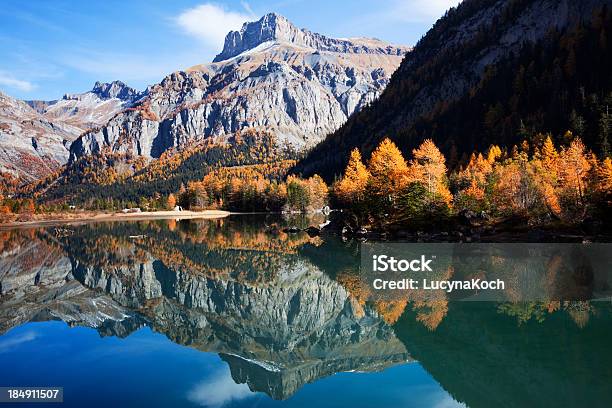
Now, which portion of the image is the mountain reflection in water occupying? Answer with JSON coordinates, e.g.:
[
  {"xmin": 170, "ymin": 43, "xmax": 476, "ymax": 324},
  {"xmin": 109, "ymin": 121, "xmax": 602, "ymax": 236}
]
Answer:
[{"xmin": 0, "ymin": 216, "xmax": 611, "ymax": 408}]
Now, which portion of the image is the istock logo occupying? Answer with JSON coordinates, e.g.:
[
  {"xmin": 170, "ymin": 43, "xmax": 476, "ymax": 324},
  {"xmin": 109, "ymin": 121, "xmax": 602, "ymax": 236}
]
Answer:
[{"xmin": 372, "ymin": 255, "xmax": 434, "ymax": 272}]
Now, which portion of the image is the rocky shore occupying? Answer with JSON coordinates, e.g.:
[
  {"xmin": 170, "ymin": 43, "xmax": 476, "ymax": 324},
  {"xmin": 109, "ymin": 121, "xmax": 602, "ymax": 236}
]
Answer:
[{"xmin": 283, "ymin": 210, "xmax": 611, "ymax": 243}]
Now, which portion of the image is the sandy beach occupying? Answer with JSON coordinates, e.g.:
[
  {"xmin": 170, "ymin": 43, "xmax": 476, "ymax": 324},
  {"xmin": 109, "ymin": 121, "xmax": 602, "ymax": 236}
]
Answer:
[{"xmin": 0, "ymin": 210, "xmax": 230, "ymax": 230}]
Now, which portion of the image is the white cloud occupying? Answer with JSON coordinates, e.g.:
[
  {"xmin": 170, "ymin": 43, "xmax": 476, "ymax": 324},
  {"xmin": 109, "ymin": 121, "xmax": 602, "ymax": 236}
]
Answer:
[
  {"xmin": 57, "ymin": 3, "xmax": 258, "ymax": 87},
  {"xmin": 176, "ymin": 3, "xmax": 254, "ymax": 50},
  {"xmin": 240, "ymin": 1, "xmax": 255, "ymax": 16},
  {"xmin": 0, "ymin": 71, "xmax": 35, "ymax": 92},
  {"xmin": 0, "ymin": 331, "xmax": 38, "ymax": 353},
  {"xmin": 187, "ymin": 368, "xmax": 256, "ymax": 408}
]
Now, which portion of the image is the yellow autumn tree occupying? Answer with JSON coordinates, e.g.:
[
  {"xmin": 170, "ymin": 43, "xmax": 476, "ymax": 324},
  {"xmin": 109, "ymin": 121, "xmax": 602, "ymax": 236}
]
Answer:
[
  {"xmin": 590, "ymin": 157, "xmax": 612, "ymax": 212},
  {"xmin": 414, "ymin": 299, "xmax": 449, "ymax": 331},
  {"xmin": 596, "ymin": 157, "xmax": 612, "ymax": 193},
  {"xmin": 531, "ymin": 135, "xmax": 561, "ymax": 216},
  {"xmin": 167, "ymin": 193, "xmax": 177, "ymax": 209},
  {"xmin": 306, "ymin": 174, "xmax": 329, "ymax": 210},
  {"xmin": 558, "ymin": 137, "xmax": 591, "ymax": 208},
  {"xmin": 460, "ymin": 178, "xmax": 486, "ymax": 205},
  {"xmin": 374, "ymin": 300, "xmax": 408, "ymax": 325},
  {"xmin": 334, "ymin": 148, "xmax": 370, "ymax": 205},
  {"xmin": 460, "ymin": 152, "xmax": 493, "ymax": 186},
  {"xmin": 486, "ymin": 145, "xmax": 502, "ymax": 163},
  {"xmin": 409, "ymin": 139, "xmax": 452, "ymax": 204},
  {"xmin": 491, "ymin": 160, "xmax": 533, "ymax": 214},
  {"xmin": 539, "ymin": 135, "xmax": 558, "ymax": 165},
  {"xmin": 368, "ymin": 138, "xmax": 409, "ymax": 200}
]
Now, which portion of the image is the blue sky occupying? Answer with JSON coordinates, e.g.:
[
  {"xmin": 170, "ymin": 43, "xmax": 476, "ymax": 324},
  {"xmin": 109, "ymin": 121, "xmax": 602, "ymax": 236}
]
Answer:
[{"xmin": 0, "ymin": 0, "xmax": 460, "ymax": 100}]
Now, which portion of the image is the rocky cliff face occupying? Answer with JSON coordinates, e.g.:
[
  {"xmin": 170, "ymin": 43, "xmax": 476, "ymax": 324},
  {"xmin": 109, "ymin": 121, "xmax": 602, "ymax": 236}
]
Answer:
[
  {"xmin": 89, "ymin": 80, "xmax": 142, "ymax": 101},
  {"xmin": 69, "ymin": 13, "xmax": 408, "ymax": 161}
]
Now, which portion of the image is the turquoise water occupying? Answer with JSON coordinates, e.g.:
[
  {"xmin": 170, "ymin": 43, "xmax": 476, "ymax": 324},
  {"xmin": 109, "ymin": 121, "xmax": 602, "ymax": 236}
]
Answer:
[{"xmin": 0, "ymin": 216, "xmax": 610, "ymax": 407}]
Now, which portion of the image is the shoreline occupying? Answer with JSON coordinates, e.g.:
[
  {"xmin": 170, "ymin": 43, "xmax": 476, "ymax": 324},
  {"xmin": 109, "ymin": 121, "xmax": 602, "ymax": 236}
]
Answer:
[{"xmin": 0, "ymin": 210, "xmax": 231, "ymax": 230}]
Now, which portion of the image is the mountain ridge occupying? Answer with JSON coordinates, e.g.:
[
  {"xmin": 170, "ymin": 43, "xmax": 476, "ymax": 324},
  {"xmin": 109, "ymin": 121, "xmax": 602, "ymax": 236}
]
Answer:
[
  {"xmin": 1, "ymin": 90, "xmax": 80, "ymax": 183},
  {"xmin": 87, "ymin": 80, "xmax": 143, "ymax": 102}
]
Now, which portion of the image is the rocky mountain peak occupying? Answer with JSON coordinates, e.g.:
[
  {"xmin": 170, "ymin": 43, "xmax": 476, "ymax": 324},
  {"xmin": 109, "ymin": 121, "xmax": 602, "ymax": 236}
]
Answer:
[
  {"xmin": 213, "ymin": 13, "xmax": 300, "ymax": 62},
  {"xmin": 213, "ymin": 12, "xmax": 406, "ymax": 62}
]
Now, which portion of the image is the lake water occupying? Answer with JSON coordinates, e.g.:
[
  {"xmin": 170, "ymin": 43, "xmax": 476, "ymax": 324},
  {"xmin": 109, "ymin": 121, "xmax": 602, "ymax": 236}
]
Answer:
[{"xmin": 1, "ymin": 216, "xmax": 611, "ymax": 408}]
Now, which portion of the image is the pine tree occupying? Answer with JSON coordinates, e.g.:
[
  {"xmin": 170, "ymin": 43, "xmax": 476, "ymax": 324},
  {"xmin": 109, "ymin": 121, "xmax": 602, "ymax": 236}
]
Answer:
[
  {"xmin": 570, "ymin": 110, "xmax": 586, "ymax": 137},
  {"xmin": 517, "ymin": 120, "xmax": 530, "ymax": 140}
]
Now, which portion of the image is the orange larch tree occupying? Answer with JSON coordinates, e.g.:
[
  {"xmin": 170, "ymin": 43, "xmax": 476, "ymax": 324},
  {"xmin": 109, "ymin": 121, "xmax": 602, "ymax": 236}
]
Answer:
[
  {"xmin": 409, "ymin": 139, "xmax": 452, "ymax": 204},
  {"xmin": 558, "ymin": 137, "xmax": 591, "ymax": 208},
  {"xmin": 167, "ymin": 193, "xmax": 177, "ymax": 210},
  {"xmin": 334, "ymin": 148, "xmax": 370, "ymax": 205},
  {"xmin": 367, "ymin": 138, "xmax": 409, "ymax": 204},
  {"xmin": 531, "ymin": 135, "xmax": 562, "ymax": 217}
]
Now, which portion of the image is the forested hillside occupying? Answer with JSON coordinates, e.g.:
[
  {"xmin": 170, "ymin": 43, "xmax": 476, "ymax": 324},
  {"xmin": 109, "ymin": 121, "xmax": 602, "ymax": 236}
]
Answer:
[
  {"xmin": 295, "ymin": 0, "xmax": 612, "ymax": 181},
  {"xmin": 32, "ymin": 131, "xmax": 299, "ymax": 208}
]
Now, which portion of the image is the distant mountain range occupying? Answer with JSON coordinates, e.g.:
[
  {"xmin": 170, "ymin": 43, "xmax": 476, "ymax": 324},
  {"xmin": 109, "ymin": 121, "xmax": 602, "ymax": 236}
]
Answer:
[
  {"xmin": 27, "ymin": 80, "xmax": 144, "ymax": 130},
  {"xmin": 295, "ymin": 0, "xmax": 612, "ymax": 180}
]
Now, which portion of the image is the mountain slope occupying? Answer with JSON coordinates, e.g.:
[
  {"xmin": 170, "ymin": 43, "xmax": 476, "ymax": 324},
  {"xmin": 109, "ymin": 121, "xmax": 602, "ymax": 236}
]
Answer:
[
  {"xmin": 294, "ymin": 0, "xmax": 612, "ymax": 180},
  {"xmin": 37, "ymin": 131, "xmax": 297, "ymax": 203},
  {"xmin": 69, "ymin": 13, "xmax": 408, "ymax": 161},
  {"xmin": 214, "ymin": 12, "xmax": 406, "ymax": 62},
  {"xmin": 1, "ymin": 81, "xmax": 141, "ymax": 185}
]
